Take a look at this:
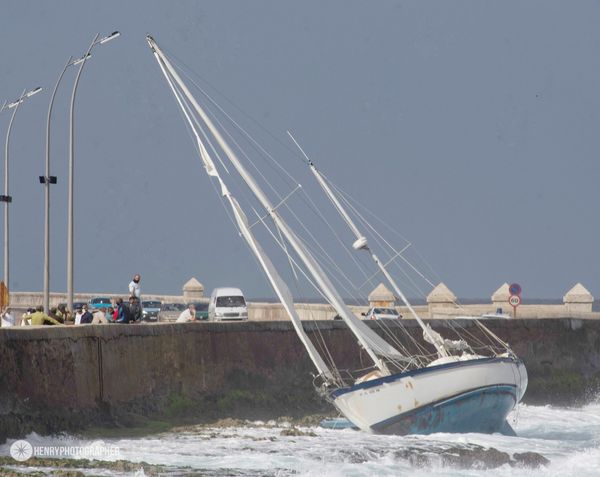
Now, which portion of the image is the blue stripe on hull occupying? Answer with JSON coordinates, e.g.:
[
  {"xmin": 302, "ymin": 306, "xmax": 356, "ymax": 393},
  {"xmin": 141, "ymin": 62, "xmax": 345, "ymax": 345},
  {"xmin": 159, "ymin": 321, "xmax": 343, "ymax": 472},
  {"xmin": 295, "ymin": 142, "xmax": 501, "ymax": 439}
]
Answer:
[
  {"xmin": 330, "ymin": 357, "xmax": 520, "ymax": 399},
  {"xmin": 371, "ymin": 384, "xmax": 517, "ymax": 435}
]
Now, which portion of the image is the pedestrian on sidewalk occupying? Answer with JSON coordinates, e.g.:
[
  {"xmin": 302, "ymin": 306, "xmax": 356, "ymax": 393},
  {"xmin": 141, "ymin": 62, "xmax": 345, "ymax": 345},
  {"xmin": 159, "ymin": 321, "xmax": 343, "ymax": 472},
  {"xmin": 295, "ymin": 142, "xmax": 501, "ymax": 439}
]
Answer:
[{"xmin": 128, "ymin": 274, "xmax": 141, "ymax": 301}]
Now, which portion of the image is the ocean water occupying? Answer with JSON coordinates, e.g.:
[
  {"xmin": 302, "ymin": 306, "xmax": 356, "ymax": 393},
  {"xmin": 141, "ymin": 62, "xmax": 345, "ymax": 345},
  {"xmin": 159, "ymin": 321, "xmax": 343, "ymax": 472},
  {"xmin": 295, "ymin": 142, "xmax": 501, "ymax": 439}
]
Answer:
[{"xmin": 2, "ymin": 402, "xmax": 599, "ymax": 476}]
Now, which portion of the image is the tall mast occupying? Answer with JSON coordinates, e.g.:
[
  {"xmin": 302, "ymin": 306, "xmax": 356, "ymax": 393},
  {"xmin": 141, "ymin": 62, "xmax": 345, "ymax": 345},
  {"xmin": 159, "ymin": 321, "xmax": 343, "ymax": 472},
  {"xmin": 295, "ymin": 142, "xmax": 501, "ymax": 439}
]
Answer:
[
  {"xmin": 147, "ymin": 38, "xmax": 337, "ymax": 383},
  {"xmin": 146, "ymin": 35, "xmax": 405, "ymax": 375},
  {"xmin": 296, "ymin": 143, "xmax": 449, "ymax": 358}
]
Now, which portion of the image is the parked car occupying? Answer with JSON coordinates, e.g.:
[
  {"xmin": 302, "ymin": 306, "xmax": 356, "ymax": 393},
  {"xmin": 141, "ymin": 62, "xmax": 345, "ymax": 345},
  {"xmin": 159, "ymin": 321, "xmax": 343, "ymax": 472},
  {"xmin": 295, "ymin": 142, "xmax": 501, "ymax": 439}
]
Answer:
[
  {"xmin": 161, "ymin": 303, "xmax": 187, "ymax": 312},
  {"xmin": 59, "ymin": 301, "xmax": 88, "ymax": 312},
  {"xmin": 361, "ymin": 307, "xmax": 402, "ymax": 320},
  {"xmin": 208, "ymin": 288, "xmax": 248, "ymax": 321},
  {"xmin": 88, "ymin": 297, "xmax": 112, "ymax": 310},
  {"xmin": 456, "ymin": 313, "xmax": 512, "ymax": 320},
  {"xmin": 191, "ymin": 302, "xmax": 209, "ymax": 320},
  {"xmin": 141, "ymin": 300, "xmax": 162, "ymax": 322}
]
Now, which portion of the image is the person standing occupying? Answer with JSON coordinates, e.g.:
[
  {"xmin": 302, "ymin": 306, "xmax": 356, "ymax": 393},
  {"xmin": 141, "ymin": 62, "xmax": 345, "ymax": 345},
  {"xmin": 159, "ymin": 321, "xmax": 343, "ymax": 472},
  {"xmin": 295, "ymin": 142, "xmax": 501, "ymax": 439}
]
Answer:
[
  {"xmin": 74, "ymin": 306, "xmax": 84, "ymax": 325},
  {"xmin": 128, "ymin": 296, "xmax": 142, "ymax": 323},
  {"xmin": 128, "ymin": 274, "xmax": 141, "ymax": 301},
  {"xmin": 80, "ymin": 304, "xmax": 93, "ymax": 324}
]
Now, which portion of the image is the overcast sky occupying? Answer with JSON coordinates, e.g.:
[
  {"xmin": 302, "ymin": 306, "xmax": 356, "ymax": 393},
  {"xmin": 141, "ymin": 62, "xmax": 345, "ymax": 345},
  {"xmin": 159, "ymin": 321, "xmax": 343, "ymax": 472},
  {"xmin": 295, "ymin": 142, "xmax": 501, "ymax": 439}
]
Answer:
[{"xmin": 0, "ymin": 1, "xmax": 598, "ymax": 301}]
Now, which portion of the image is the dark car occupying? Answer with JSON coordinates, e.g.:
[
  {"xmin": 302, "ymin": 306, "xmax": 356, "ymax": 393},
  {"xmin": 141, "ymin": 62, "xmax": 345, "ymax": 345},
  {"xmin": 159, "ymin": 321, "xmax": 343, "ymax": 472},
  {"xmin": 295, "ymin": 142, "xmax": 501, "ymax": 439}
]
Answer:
[
  {"xmin": 192, "ymin": 302, "xmax": 209, "ymax": 320},
  {"xmin": 161, "ymin": 303, "xmax": 187, "ymax": 312},
  {"xmin": 59, "ymin": 301, "xmax": 88, "ymax": 312},
  {"xmin": 141, "ymin": 300, "xmax": 162, "ymax": 322}
]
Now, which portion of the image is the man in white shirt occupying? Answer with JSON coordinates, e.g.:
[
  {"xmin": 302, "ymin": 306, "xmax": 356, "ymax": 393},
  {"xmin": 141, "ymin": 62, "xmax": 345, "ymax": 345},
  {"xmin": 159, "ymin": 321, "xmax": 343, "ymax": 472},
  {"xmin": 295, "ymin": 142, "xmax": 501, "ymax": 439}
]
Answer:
[
  {"xmin": 177, "ymin": 304, "xmax": 196, "ymax": 323},
  {"xmin": 1, "ymin": 306, "xmax": 14, "ymax": 327},
  {"xmin": 128, "ymin": 274, "xmax": 141, "ymax": 300},
  {"xmin": 74, "ymin": 307, "xmax": 84, "ymax": 325}
]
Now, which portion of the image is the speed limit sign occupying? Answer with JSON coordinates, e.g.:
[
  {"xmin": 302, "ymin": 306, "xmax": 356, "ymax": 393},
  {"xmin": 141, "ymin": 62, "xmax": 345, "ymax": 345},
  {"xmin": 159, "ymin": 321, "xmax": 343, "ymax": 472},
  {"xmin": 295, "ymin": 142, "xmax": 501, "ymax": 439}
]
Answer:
[{"xmin": 508, "ymin": 294, "xmax": 521, "ymax": 317}]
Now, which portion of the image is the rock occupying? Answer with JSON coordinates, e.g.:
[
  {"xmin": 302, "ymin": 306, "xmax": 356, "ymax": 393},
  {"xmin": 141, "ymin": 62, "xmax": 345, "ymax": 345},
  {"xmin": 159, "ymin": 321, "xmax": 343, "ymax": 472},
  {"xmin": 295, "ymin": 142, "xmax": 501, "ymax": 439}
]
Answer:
[
  {"xmin": 440, "ymin": 446, "xmax": 511, "ymax": 469},
  {"xmin": 512, "ymin": 451, "xmax": 550, "ymax": 468},
  {"xmin": 280, "ymin": 427, "xmax": 317, "ymax": 437},
  {"xmin": 396, "ymin": 444, "xmax": 511, "ymax": 470}
]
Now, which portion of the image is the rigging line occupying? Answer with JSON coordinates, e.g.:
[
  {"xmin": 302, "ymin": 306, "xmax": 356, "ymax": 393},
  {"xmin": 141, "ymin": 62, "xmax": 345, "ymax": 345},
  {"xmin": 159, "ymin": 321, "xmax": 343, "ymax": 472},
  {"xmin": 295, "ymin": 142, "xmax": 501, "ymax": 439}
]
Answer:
[
  {"xmin": 163, "ymin": 46, "xmax": 309, "ymax": 171},
  {"xmin": 295, "ymin": 233, "xmax": 365, "ymax": 306},
  {"xmin": 445, "ymin": 321, "xmax": 477, "ymax": 355},
  {"xmin": 335, "ymin": 187, "xmax": 435, "ymax": 301},
  {"xmin": 250, "ymin": 205, "xmax": 299, "ymax": 282},
  {"xmin": 192, "ymin": 91, "xmax": 291, "ymax": 223},
  {"xmin": 290, "ymin": 187, "xmax": 377, "ymax": 295},
  {"xmin": 261, "ymin": 217, "xmax": 403, "ymax": 359},
  {"xmin": 371, "ymin": 319, "xmax": 412, "ymax": 366},
  {"xmin": 173, "ymin": 58, "xmax": 379, "ymax": 302},
  {"xmin": 388, "ymin": 320, "xmax": 431, "ymax": 366},
  {"xmin": 275, "ymin": 199, "xmax": 367, "ymax": 301},
  {"xmin": 165, "ymin": 67, "xmax": 242, "ymax": 239},
  {"xmin": 204, "ymin": 99, "xmax": 288, "ymax": 201},
  {"xmin": 333, "ymin": 180, "xmax": 437, "ymax": 292},
  {"xmin": 284, "ymin": 132, "xmax": 379, "ymax": 290},
  {"xmin": 167, "ymin": 53, "xmax": 300, "ymax": 188},
  {"xmin": 257, "ymin": 213, "xmax": 337, "ymax": 308},
  {"xmin": 249, "ymin": 184, "xmax": 302, "ymax": 230},
  {"xmin": 447, "ymin": 319, "xmax": 488, "ymax": 349},
  {"xmin": 358, "ymin": 243, "xmax": 412, "ymax": 289},
  {"xmin": 173, "ymin": 85, "xmax": 342, "ymax": 378},
  {"xmin": 201, "ymin": 96, "xmax": 371, "ymax": 301},
  {"xmin": 288, "ymin": 267, "xmax": 342, "ymax": 381},
  {"xmin": 327, "ymin": 174, "xmax": 445, "ymax": 288},
  {"xmin": 193, "ymin": 94, "xmax": 298, "ymax": 247},
  {"xmin": 473, "ymin": 319, "xmax": 511, "ymax": 350},
  {"xmin": 172, "ymin": 79, "xmax": 233, "ymax": 175}
]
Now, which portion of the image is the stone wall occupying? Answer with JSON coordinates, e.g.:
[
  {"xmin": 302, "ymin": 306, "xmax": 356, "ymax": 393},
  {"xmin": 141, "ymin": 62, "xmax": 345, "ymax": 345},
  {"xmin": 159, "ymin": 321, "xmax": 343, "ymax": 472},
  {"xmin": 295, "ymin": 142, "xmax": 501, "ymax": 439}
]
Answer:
[{"xmin": 1, "ymin": 318, "xmax": 599, "ymax": 442}]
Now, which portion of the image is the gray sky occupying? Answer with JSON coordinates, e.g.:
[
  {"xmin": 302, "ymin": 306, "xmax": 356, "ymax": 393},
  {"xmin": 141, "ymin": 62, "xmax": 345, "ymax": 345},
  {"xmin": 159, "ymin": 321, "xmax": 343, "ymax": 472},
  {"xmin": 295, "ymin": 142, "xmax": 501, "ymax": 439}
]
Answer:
[{"xmin": 1, "ymin": 1, "xmax": 598, "ymax": 301}]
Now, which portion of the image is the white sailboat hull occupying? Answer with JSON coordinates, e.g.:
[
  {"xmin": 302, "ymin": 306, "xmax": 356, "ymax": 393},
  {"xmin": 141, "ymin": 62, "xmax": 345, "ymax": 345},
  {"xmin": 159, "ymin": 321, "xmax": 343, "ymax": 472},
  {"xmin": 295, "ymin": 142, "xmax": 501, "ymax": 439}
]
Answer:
[{"xmin": 331, "ymin": 357, "xmax": 527, "ymax": 435}]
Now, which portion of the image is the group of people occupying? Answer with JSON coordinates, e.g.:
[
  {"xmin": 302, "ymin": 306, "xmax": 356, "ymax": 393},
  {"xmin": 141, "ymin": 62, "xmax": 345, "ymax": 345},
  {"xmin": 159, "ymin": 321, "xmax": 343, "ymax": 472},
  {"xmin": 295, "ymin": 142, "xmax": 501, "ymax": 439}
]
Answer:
[{"xmin": 0, "ymin": 274, "xmax": 145, "ymax": 327}]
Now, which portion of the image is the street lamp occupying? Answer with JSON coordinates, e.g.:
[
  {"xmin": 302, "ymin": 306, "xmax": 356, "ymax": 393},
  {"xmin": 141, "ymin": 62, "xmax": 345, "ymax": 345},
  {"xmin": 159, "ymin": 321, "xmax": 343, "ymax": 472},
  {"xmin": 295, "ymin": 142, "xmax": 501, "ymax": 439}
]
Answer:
[
  {"xmin": 41, "ymin": 54, "xmax": 91, "ymax": 314},
  {"xmin": 67, "ymin": 31, "xmax": 120, "ymax": 313},
  {"xmin": 1, "ymin": 87, "xmax": 43, "ymax": 293}
]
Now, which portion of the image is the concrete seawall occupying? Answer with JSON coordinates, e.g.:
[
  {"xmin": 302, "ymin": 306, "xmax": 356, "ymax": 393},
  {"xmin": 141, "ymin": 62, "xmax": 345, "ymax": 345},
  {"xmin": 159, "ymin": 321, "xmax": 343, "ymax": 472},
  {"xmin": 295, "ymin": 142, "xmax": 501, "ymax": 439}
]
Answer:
[{"xmin": 1, "ymin": 318, "xmax": 599, "ymax": 442}]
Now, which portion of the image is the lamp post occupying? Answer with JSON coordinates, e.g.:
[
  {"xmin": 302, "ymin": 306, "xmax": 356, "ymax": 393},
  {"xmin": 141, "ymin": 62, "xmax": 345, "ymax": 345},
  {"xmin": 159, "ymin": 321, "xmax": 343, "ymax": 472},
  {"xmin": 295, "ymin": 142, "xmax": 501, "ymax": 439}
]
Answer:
[
  {"xmin": 67, "ymin": 31, "xmax": 120, "ymax": 313},
  {"xmin": 42, "ymin": 55, "xmax": 90, "ymax": 314},
  {"xmin": 1, "ymin": 87, "xmax": 43, "ymax": 292}
]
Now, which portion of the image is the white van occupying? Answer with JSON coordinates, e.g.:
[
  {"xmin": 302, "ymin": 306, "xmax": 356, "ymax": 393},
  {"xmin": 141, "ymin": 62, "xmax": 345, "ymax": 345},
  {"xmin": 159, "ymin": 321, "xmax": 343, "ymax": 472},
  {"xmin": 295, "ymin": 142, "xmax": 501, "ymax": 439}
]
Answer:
[{"xmin": 209, "ymin": 287, "xmax": 248, "ymax": 321}]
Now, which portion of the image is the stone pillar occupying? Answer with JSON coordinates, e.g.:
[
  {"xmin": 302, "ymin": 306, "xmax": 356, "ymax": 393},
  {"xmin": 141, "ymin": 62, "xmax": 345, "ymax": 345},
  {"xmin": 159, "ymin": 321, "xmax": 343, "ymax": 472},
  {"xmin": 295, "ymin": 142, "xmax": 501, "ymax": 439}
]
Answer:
[
  {"xmin": 491, "ymin": 283, "xmax": 510, "ymax": 314},
  {"xmin": 368, "ymin": 283, "xmax": 395, "ymax": 308},
  {"xmin": 427, "ymin": 283, "xmax": 457, "ymax": 313},
  {"xmin": 182, "ymin": 277, "xmax": 204, "ymax": 303},
  {"xmin": 563, "ymin": 283, "xmax": 594, "ymax": 314}
]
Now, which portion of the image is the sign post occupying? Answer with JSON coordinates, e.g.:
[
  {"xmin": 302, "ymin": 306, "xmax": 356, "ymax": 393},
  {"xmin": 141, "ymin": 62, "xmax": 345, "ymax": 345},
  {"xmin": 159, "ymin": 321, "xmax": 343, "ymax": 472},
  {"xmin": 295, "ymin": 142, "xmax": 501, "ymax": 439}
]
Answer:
[{"xmin": 508, "ymin": 283, "xmax": 522, "ymax": 318}]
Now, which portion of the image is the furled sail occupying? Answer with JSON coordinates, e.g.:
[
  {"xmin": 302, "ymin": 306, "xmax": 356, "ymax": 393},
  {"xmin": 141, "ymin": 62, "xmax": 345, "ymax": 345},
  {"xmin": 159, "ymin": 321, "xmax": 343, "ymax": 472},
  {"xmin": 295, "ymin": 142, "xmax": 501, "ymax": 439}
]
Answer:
[{"xmin": 147, "ymin": 35, "xmax": 406, "ymax": 374}]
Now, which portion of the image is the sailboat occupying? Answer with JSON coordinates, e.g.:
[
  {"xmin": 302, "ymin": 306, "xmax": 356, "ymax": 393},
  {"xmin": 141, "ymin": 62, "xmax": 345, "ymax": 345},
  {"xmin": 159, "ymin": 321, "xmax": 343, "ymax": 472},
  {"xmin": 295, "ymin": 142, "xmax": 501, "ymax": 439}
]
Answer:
[{"xmin": 146, "ymin": 35, "xmax": 528, "ymax": 435}]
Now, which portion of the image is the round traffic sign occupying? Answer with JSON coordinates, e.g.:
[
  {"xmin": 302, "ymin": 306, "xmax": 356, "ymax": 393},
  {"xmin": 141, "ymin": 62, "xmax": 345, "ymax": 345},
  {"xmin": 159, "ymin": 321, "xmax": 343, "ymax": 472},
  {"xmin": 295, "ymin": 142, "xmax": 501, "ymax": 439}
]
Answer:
[
  {"xmin": 509, "ymin": 295, "xmax": 521, "ymax": 307},
  {"xmin": 509, "ymin": 283, "xmax": 522, "ymax": 296}
]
